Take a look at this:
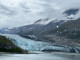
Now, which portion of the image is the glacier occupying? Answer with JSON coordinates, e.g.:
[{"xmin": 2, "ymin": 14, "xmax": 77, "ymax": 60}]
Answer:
[
  {"xmin": 0, "ymin": 34, "xmax": 75, "ymax": 52},
  {"xmin": 0, "ymin": 34, "xmax": 64, "ymax": 51}
]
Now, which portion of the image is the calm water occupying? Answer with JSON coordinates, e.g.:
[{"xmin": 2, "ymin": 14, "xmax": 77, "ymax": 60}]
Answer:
[{"xmin": 0, "ymin": 53, "xmax": 80, "ymax": 60}]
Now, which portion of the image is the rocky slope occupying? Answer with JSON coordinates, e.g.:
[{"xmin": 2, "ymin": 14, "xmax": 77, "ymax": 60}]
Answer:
[
  {"xmin": 38, "ymin": 18, "xmax": 80, "ymax": 53},
  {"xmin": 52, "ymin": 18, "xmax": 80, "ymax": 39},
  {"xmin": 0, "ymin": 18, "xmax": 65, "ymax": 37}
]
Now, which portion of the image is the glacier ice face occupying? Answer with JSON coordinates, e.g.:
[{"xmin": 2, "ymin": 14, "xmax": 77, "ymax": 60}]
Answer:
[{"xmin": 1, "ymin": 34, "xmax": 68, "ymax": 51}]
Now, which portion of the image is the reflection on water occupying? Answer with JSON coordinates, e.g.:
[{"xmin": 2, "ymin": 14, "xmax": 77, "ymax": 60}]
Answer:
[{"xmin": 0, "ymin": 53, "xmax": 80, "ymax": 60}]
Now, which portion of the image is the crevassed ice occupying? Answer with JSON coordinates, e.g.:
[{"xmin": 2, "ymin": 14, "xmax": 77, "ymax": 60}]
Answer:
[{"xmin": 1, "ymin": 34, "xmax": 65, "ymax": 51}]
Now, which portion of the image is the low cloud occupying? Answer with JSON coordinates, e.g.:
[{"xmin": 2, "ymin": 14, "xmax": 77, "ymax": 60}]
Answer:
[{"xmin": 0, "ymin": 0, "xmax": 80, "ymax": 28}]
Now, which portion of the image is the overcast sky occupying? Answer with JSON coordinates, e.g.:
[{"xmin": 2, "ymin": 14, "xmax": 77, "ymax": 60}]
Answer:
[{"xmin": 0, "ymin": 0, "xmax": 80, "ymax": 28}]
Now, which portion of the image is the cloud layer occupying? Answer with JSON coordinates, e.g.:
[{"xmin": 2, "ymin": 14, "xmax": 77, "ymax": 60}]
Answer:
[{"xmin": 0, "ymin": 0, "xmax": 80, "ymax": 28}]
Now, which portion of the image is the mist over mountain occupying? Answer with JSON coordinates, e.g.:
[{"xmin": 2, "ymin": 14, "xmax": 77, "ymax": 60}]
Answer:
[{"xmin": 0, "ymin": 0, "xmax": 80, "ymax": 28}]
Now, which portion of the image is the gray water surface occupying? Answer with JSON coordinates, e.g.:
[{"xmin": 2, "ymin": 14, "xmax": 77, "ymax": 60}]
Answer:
[{"xmin": 0, "ymin": 53, "xmax": 80, "ymax": 60}]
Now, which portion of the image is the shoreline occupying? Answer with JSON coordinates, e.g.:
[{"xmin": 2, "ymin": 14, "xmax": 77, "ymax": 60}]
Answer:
[{"xmin": 0, "ymin": 52, "xmax": 80, "ymax": 55}]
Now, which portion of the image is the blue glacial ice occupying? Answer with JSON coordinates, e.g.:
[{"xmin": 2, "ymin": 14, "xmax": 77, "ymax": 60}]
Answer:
[{"xmin": 1, "ymin": 34, "xmax": 68, "ymax": 51}]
